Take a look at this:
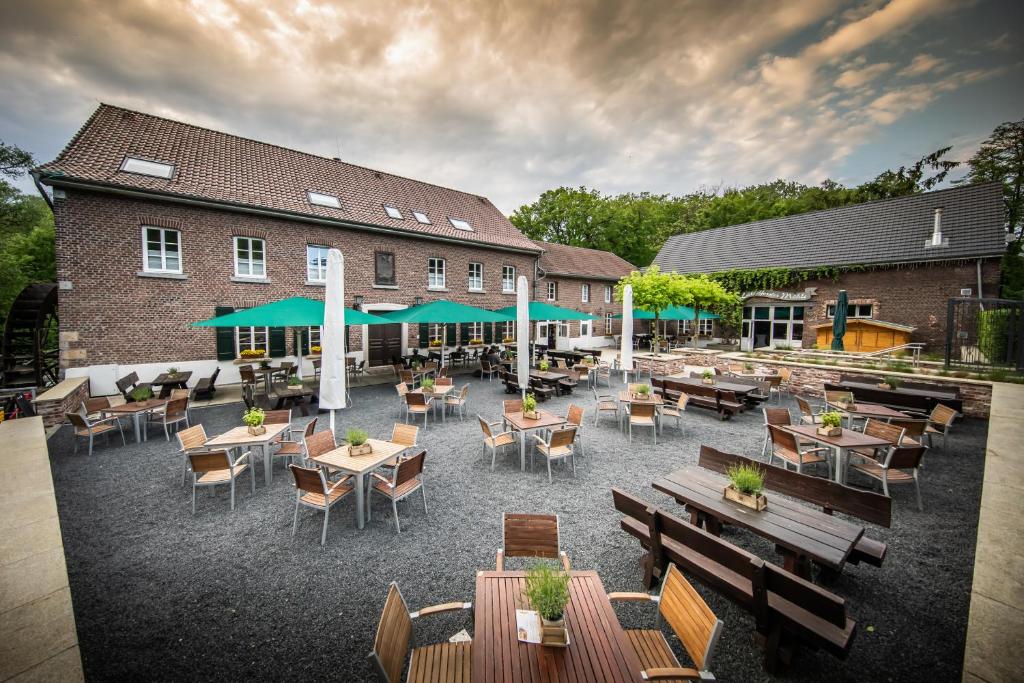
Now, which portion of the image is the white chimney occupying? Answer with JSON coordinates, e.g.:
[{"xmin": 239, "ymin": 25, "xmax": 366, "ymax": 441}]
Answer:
[{"xmin": 926, "ymin": 207, "xmax": 948, "ymax": 248}]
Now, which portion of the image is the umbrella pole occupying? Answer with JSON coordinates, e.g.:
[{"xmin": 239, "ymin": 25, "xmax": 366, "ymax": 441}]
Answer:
[{"xmin": 296, "ymin": 328, "xmax": 304, "ymax": 380}]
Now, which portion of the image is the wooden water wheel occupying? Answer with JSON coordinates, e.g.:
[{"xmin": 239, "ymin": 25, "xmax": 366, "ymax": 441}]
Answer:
[{"xmin": 1, "ymin": 283, "xmax": 59, "ymax": 390}]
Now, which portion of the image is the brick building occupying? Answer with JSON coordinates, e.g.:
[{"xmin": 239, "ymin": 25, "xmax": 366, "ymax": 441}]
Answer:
[
  {"xmin": 32, "ymin": 105, "xmax": 629, "ymax": 393},
  {"xmin": 651, "ymin": 182, "xmax": 1007, "ymax": 351}
]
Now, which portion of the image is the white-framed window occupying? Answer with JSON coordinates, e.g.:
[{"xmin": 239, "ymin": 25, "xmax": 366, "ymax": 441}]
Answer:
[
  {"xmin": 383, "ymin": 204, "xmax": 403, "ymax": 219},
  {"xmin": 308, "ymin": 327, "xmax": 321, "ymax": 347},
  {"xmin": 605, "ymin": 312, "xmax": 614, "ymax": 334},
  {"xmin": 428, "ymin": 257, "xmax": 446, "ymax": 289},
  {"xmin": 581, "ymin": 283, "xmax": 590, "ymax": 303},
  {"xmin": 234, "ymin": 236, "xmax": 266, "ymax": 278},
  {"xmin": 604, "ymin": 285, "xmax": 612, "ymax": 303},
  {"xmin": 413, "ymin": 211, "xmax": 431, "ymax": 224},
  {"xmin": 428, "ymin": 323, "xmax": 444, "ymax": 344},
  {"xmin": 306, "ymin": 244, "xmax": 328, "ymax": 282},
  {"xmin": 142, "ymin": 226, "xmax": 182, "ymax": 274},
  {"xmin": 468, "ymin": 322, "xmax": 484, "ymax": 341},
  {"xmin": 308, "ymin": 191, "xmax": 341, "ymax": 208},
  {"xmin": 122, "ymin": 157, "xmax": 174, "ymax": 179},
  {"xmin": 827, "ymin": 303, "xmax": 873, "ymax": 319},
  {"xmin": 740, "ymin": 305, "xmax": 805, "ymax": 350},
  {"xmin": 580, "ymin": 320, "xmax": 591, "ymax": 337},
  {"xmin": 501, "ymin": 321, "xmax": 515, "ymax": 339},
  {"xmin": 502, "ymin": 266, "xmax": 516, "ymax": 292},
  {"xmin": 448, "ymin": 217, "xmax": 472, "ymax": 231},
  {"xmin": 468, "ymin": 262, "xmax": 483, "ymax": 291},
  {"xmin": 236, "ymin": 326, "xmax": 269, "ymax": 356},
  {"xmin": 698, "ymin": 318, "xmax": 714, "ymax": 335},
  {"xmin": 547, "ymin": 281, "xmax": 557, "ymax": 301}
]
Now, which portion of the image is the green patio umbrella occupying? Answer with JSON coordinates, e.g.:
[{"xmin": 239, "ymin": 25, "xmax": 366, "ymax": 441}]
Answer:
[
  {"xmin": 831, "ymin": 289, "xmax": 848, "ymax": 351},
  {"xmin": 493, "ymin": 301, "xmax": 597, "ymax": 321},
  {"xmin": 613, "ymin": 305, "xmax": 719, "ymax": 320},
  {"xmin": 191, "ymin": 296, "xmax": 391, "ymax": 327}
]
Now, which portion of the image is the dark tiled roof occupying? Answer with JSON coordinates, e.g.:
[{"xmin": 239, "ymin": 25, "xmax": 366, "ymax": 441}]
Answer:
[
  {"xmin": 652, "ymin": 182, "xmax": 1006, "ymax": 274},
  {"xmin": 536, "ymin": 241, "xmax": 636, "ymax": 280},
  {"xmin": 36, "ymin": 104, "xmax": 540, "ymax": 252}
]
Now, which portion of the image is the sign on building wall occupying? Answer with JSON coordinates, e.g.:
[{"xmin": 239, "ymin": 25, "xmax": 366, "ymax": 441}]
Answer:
[{"xmin": 740, "ymin": 287, "xmax": 817, "ymax": 302}]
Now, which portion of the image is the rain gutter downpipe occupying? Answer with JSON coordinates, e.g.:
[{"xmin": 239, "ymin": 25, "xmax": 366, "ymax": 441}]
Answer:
[{"xmin": 31, "ymin": 171, "xmax": 54, "ymax": 211}]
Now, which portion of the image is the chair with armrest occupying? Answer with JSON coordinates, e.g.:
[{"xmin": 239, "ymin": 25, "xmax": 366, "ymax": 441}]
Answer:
[
  {"xmin": 479, "ymin": 415, "xmax": 516, "ymax": 470},
  {"xmin": 289, "ymin": 463, "xmax": 353, "ymax": 545},
  {"xmin": 767, "ymin": 424, "xmax": 831, "ymax": 477},
  {"xmin": 188, "ymin": 448, "xmax": 254, "ymax": 514}
]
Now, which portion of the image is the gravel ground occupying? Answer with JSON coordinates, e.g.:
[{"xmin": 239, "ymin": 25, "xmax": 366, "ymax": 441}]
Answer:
[{"xmin": 48, "ymin": 376, "xmax": 987, "ymax": 682}]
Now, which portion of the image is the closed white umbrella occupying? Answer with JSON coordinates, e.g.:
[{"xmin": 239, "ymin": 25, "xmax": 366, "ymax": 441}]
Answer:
[
  {"xmin": 319, "ymin": 249, "xmax": 347, "ymax": 432},
  {"xmin": 516, "ymin": 275, "xmax": 530, "ymax": 399},
  {"xmin": 620, "ymin": 285, "xmax": 633, "ymax": 382}
]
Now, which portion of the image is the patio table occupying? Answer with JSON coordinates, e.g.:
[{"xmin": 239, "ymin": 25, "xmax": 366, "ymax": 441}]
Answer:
[
  {"xmin": 205, "ymin": 422, "xmax": 291, "ymax": 486},
  {"xmin": 654, "ymin": 466, "xmax": 865, "ymax": 580},
  {"xmin": 150, "ymin": 371, "xmax": 193, "ymax": 398},
  {"xmin": 251, "ymin": 366, "xmax": 281, "ymax": 394},
  {"xmin": 270, "ymin": 385, "xmax": 316, "ymax": 416},
  {"xmin": 781, "ymin": 424, "xmax": 894, "ymax": 485},
  {"xmin": 103, "ymin": 398, "xmax": 167, "ymax": 443},
  {"xmin": 658, "ymin": 375, "xmax": 757, "ymax": 400},
  {"xmin": 412, "ymin": 384, "xmax": 455, "ymax": 423},
  {"xmin": 833, "ymin": 402, "xmax": 910, "ymax": 428},
  {"xmin": 617, "ymin": 391, "xmax": 663, "ymax": 432},
  {"xmin": 311, "ymin": 438, "xmax": 406, "ymax": 530},
  {"xmin": 503, "ymin": 409, "xmax": 566, "ymax": 472},
  {"xmin": 473, "ymin": 570, "xmax": 644, "ymax": 683}
]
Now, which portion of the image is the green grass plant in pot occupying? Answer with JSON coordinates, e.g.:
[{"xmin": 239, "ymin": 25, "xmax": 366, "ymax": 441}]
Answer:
[
  {"xmin": 346, "ymin": 428, "xmax": 371, "ymax": 455},
  {"xmin": 635, "ymin": 383, "xmax": 651, "ymax": 398},
  {"xmin": 880, "ymin": 375, "xmax": 900, "ymax": 390},
  {"xmin": 702, "ymin": 369, "xmax": 714, "ymax": 384},
  {"xmin": 523, "ymin": 393, "xmax": 539, "ymax": 419},
  {"xmin": 818, "ymin": 411, "xmax": 842, "ymax": 437},
  {"xmin": 524, "ymin": 561, "xmax": 571, "ymax": 646},
  {"xmin": 538, "ymin": 359, "xmax": 550, "ymax": 372},
  {"xmin": 287, "ymin": 376, "xmax": 302, "ymax": 387},
  {"xmin": 129, "ymin": 385, "xmax": 153, "ymax": 402},
  {"xmin": 724, "ymin": 462, "xmax": 767, "ymax": 511},
  {"xmin": 242, "ymin": 407, "xmax": 266, "ymax": 436},
  {"xmin": 420, "ymin": 377, "xmax": 435, "ymax": 391}
]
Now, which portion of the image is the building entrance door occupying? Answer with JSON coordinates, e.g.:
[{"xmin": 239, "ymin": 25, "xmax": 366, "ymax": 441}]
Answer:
[{"xmin": 368, "ymin": 323, "xmax": 403, "ymax": 366}]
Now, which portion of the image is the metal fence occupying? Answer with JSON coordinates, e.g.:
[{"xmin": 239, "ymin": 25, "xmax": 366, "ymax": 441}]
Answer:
[{"xmin": 945, "ymin": 298, "xmax": 1024, "ymax": 371}]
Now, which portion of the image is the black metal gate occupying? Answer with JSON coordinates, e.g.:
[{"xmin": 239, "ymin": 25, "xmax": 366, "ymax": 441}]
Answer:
[{"xmin": 945, "ymin": 298, "xmax": 1024, "ymax": 371}]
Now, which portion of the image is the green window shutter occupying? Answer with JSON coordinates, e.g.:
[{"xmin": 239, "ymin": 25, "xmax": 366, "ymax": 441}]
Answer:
[
  {"xmin": 483, "ymin": 322, "xmax": 493, "ymax": 344},
  {"xmin": 445, "ymin": 324, "xmax": 457, "ymax": 345},
  {"xmin": 345, "ymin": 325, "xmax": 351, "ymax": 351},
  {"xmin": 214, "ymin": 306, "xmax": 235, "ymax": 360},
  {"xmin": 460, "ymin": 323, "xmax": 470, "ymax": 345},
  {"xmin": 269, "ymin": 327, "xmax": 287, "ymax": 357},
  {"xmin": 419, "ymin": 323, "xmax": 429, "ymax": 346}
]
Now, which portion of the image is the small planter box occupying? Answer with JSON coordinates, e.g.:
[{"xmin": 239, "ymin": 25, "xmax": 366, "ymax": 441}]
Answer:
[
  {"xmin": 235, "ymin": 356, "xmax": 267, "ymax": 365},
  {"xmin": 817, "ymin": 425, "xmax": 842, "ymax": 437},
  {"xmin": 541, "ymin": 617, "xmax": 569, "ymax": 647},
  {"xmin": 724, "ymin": 485, "xmax": 767, "ymax": 511},
  {"xmin": 523, "ymin": 410, "xmax": 540, "ymax": 420},
  {"xmin": 348, "ymin": 443, "xmax": 373, "ymax": 456},
  {"xmin": 247, "ymin": 425, "xmax": 266, "ymax": 436},
  {"xmin": 702, "ymin": 378, "xmax": 715, "ymax": 385}
]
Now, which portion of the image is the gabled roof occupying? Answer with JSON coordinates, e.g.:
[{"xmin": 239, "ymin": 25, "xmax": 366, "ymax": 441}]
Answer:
[
  {"xmin": 536, "ymin": 241, "xmax": 635, "ymax": 281},
  {"xmin": 36, "ymin": 104, "xmax": 540, "ymax": 253},
  {"xmin": 652, "ymin": 182, "xmax": 1006, "ymax": 274}
]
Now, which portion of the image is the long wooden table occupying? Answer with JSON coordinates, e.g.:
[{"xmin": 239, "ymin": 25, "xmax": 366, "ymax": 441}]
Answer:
[
  {"xmin": 654, "ymin": 466, "xmax": 865, "ymax": 579},
  {"xmin": 782, "ymin": 424, "xmax": 894, "ymax": 485},
  {"xmin": 473, "ymin": 571, "xmax": 643, "ymax": 683},
  {"xmin": 658, "ymin": 375, "xmax": 757, "ymax": 399},
  {"xmin": 834, "ymin": 402, "xmax": 909, "ymax": 428},
  {"xmin": 312, "ymin": 438, "xmax": 406, "ymax": 529}
]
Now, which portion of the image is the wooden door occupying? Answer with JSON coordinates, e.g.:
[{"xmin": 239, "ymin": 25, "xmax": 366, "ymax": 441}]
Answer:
[{"xmin": 368, "ymin": 323, "xmax": 403, "ymax": 366}]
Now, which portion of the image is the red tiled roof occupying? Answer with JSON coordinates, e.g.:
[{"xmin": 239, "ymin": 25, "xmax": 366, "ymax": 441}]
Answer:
[
  {"xmin": 536, "ymin": 241, "xmax": 635, "ymax": 281},
  {"xmin": 37, "ymin": 104, "xmax": 540, "ymax": 252}
]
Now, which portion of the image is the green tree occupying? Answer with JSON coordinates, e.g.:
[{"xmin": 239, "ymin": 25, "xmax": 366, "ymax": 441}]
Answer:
[
  {"xmin": 675, "ymin": 275, "xmax": 739, "ymax": 347},
  {"xmin": 614, "ymin": 265, "xmax": 691, "ymax": 338},
  {"xmin": 855, "ymin": 147, "xmax": 960, "ymax": 201}
]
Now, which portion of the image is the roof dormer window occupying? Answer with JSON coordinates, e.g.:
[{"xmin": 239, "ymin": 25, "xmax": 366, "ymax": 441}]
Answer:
[
  {"xmin": 121, "ymin": 156, "xmax": 174, "ymax": 179},
  {"xmin": 383, "ymin": 205, "xmax": 403, "ymax": 219},
  {"xmin": 448, "ymin": 217, "xmax": 472, "ymax": 231},
  {"xmin": 413, "ymin": 211, "xmax": 431, "ymax": 224},
  {"xmin": 308, "ymin": 191, "xmax": 341, "ymax": 208}
]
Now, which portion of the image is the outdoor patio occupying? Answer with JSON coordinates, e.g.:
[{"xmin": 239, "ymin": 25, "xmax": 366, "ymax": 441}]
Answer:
[{"xmin": 47, "ymin": 374, "xmax": 986, "ymax": 681}]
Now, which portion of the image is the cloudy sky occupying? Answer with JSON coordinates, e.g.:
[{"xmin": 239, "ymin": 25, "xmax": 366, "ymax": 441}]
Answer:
[{"xmin": 0, "ymin": 0, "xmax": 1021, "ymax": 212}]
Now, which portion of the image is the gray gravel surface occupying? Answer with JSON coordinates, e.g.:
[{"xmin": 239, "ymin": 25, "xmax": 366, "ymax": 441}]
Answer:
[{"xmin": 47, "ymin": 376, "xmax": 986, "ymax": 682}]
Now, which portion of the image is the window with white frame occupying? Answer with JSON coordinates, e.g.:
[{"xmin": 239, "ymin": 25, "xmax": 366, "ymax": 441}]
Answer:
[
  {"xmin": 308, "ymin": 191, "xmax": 341, "ymax": 208},
  {"xmin": 468, "ymin": 262, "xmax": 483, "ymax": 291},
  {"xmin": 581, "ymin": 283, "xmax": 590, "ymax": 303},
  {"xmin": 236, "ymin": 326, "xmax": 269, "ymax": 356},
  {"xmin": 698, "ymin": 318, "xmax": 714, "ymax": 335},
  {"xmin": 142, "ymin": 226, "xmax": 181, "ymax": 274},
  {"xmin": 501, "ymin": 321, "xmax": 514, "ymax": 340},
  {"xmin": 383, "ymin": 204, "xmax": 403, "ymax": 219},
  {"xmin": 448, "ymin": 217, "xmax": 472, "ymax": 231},
  {"xmin": 604, "ymin": 285, "xmax": 612, "ymax": 303},
  {"xmin": 547, "ymin": 281, "xmax": 557, "ymax": 301},
  {"xmin": 580, "ymin": 320, "xmax": 591, "ymax": 337},
  {"xmin": 122, "ymin": 157, "xmax": 174, "ymax": 179},
  {"xmin": 428, "ymin": 323, "xmax": 444, "ymax": 344},
  {"xmin": 605, "ymin": 312, "xmax": 614, "ymax": 334},
  {"xmin": 306, "ymin": 245, "xmax": 328, "ymax": 282},
  {"xmin": 413, "ymin": 211, "xmax": 431, "ymax": 224},
  {"xmin": 428, "ymin": 257, "xmax": 446, "ymax": 288},
  {"xmin": 306, "ymin": 327, "xmax": 321, "ymax": 351},
  {"xmin": 234, "ymin": 236, "xmax": 266, "ymax": 278},
  {"xmin": 502, "ymin": 266, "xmax": 516, "ymax": 292},
  {"xmin": 467, "ymin": 322, "xmax": 484, "ymax": 341}
]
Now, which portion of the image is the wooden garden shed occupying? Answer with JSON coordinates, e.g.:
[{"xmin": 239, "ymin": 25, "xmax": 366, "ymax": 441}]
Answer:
[{"xmin": 812, "ymin": 319, "xmax": 915, "ymax": 353}]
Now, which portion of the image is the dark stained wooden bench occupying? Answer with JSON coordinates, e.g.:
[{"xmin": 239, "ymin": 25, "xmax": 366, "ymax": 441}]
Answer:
[
  {"xmin": 612, "ymin": 488, "xmax": 857, "ymax": 672},
  {"xmin": 652, "ymin": 378, "xmax": 742, "ymax": 420},
  {"xmin": 829, "ymin": 379, "xmax": 964, "ymax": 414},
  {"xmin": 192, "ymin": 366, "xmax": 220, "ymax": 401}
]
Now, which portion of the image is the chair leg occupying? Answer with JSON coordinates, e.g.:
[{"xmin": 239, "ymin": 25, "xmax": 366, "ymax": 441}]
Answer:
[
  {"xmin": 73, "ymin": 434, "xmax": 79, "ymax": 455},
  {"xmin": 292, "ymin": 496, "xmax": 300, "ymax": 536},
  {"xmin": 421, "ymin": 483, "xmax": 427, "ymax": 513},
  {"xmin": 321, "ymin": 506, "xmax": 330, "ymax": 546},
  {"xmin": 914, "ymin": 472, "xmax": 923, "ymax": 511},
  {"xmin": 547, "ymin": 457, "xmax": 552, "ymax": 484},
  {"xmin": 392, "ymin": 498, "xmax": 401, "ymax": 533},
  {"xmin": 88, "ymin": 434, "xmax": 94, "ymax": 456}
]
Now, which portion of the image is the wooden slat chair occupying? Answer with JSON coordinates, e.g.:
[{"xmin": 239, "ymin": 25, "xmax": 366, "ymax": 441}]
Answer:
[
  {"xmin": 767, "ymin": 424, "xmax": 831, "ymax": 477},
  {"xmin": 496, "ymin": 512, "xmax": 571, "ymax": 571},
  {"xmin": 80, "ymin": 396, "xmax": 112, "ymax": 421},
  {"xmin": 192, "ymin": 366, "xmax": 220, "ymax": 401},
  {"xmin": 888, "ymin": 417, "xmax": 928, "ymax": 446},
  {"xmin": 289, "ymin": 463, "xmax": 354, "ymax": 545},
  {"xmin": 479, "ymin": 415, "xmax": 516, "ymax": 470},
  {"xmin": 593, "ymin": 363, "xmax": 612, "ymax": 388},
  {"xmin": 761, "ymin": 407, "xmax": 792, "ymax": 457},
  {"xmin": 176, "ymin": 424, "xmax": 208, "ymax": 485},
  {"xmin": 776, "ymin": 367, "xmax": 793, "ymax": 397},
  {"xmin": 824, "ymin": 391, "xmax": 855, "ymax": 411},
  {"xmin": 367, "ymin": 582, "xmax": 473, "ymax": 683},
  {"xmin": 377, "ymin": 422, "xmax": 419, "ymax": 475},
  {"xmin": 847, "ymin": 444, "xmax": 928, "ymax": 511},
  {"xmin": 369, "ymin": 450, "xmax": 427, "ymax": 533},
  {"xmin": 115, "ymin": 371, "xmax": 151, "ymax": 402},
  {"xmin": 67, "ymin": 411, "xmax": 126, "ymax": 456},
  {"xmin": 795, "ymin": 396, "xmax": 825, "ymax": 426},
  {"xmin": 565, "ymin": 404, "xmax": 586, "ymax": 456},
  {"xmin": 262, "ymin": 409, "xmax": 293, "ymax": 449},
  {"xmin": 239, "ymin": 366, "xmax": 258, "ymax": 393},
  {"xmin": 593, "ymin": 386, "xmax": 619, "ymax": 425},
  {"xmin": 188, "ymin": 449, "xmax": 254, "ymax": 514},
  {"xmin": 394, "ymin": 383, "xmax": 410, "ymax": 420},
  {"xmin": 628, "ymin": 402, "xmax": 657, "ymax": 444},
  {"xmin": 274, "ymin": 417, "xmax": 318, "ymax": 469},
  {"xmin": 609, "ymin": 563, "xmax": 722, "ymax": 682},
  {"xmin": 848, "ymin": 419, "xmax": 905, "ymax": 465},
  {"xmin": 303, "ymin": 429, "xmax": 340, "ymax": 477},
  {"xmin": 444, "ymin": 384, "xmax": 470, "ymax": 420},
  {"xmin": 400, "ymin": 369, "xmax": 418, "ymax": 388},
  {"xmin": 434, "ymin": 376, "xmax": 453, "ymax": 387},
  {"xmin": 660, "ymin": 393, "xmax": 688, "ymax": 433},
  {"xmin": 918, "ymin": 403, "xmax": 958, "ymax": 449},
  {"xmin": 531, "ymin": 426, "xmax": 577, "ymax": 483},
  {"xmin": 502, "ymin": 398, "xmax": 523, "ymax": 432},
  {"xmin": 480, "ymin": 359, "xmax": 498, "ymax": 381},
  {"xmin": 148, "ymin": 397, "xmax": 190, "ymax": 441},
  {"xmin": 405, "ymin": 392, "xmax": 432, "ymax": 429}
]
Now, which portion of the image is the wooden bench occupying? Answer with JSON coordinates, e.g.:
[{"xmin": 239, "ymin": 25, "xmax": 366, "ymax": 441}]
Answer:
[
  {"xmin": 653, "ymin": 377, "xmax": 743, "ymax": 420},
  {"xmin": 192, "ymin": 367, "xmax": 220, "ymax": 401},
  {"xmin": 698, "ymin": 446, "xmax": 890, "ymax": 568},
  {"xmin": 612, "ymin": 488, "xmax": 857, "ymax": 672},
  {"xmin": 829, "ymin": 379, "xmax": 964, "ymax": 414}
]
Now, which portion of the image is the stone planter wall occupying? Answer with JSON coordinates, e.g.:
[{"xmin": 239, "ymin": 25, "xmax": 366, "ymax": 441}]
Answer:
[
  {"xmin": 32, "ymin": 376, "xmax": 90, "ymax": 430},
  {"xmin": 633, "ymin": 353, "xmax": 689, "ymax": 377}
]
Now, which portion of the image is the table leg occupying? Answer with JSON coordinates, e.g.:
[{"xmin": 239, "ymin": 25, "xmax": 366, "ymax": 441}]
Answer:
[
  {"xmin": 780, "ymin": 548, "xmax": 813, "ymax": 580},
  {"xmin": 355, "ymin": 472, "xmax": 366, "ymax": 529},
  {"xmin": 520, "ymin": 430, "xmax": 527, "ymax": 471},
  {"xmin": 835, "ymin": 446, "xmax": 847, "ymax": 485},
  {"xmin": 132, "ymin": 413, "xmax": 142, "ymax": 443},
  {"xmin": 263, "ymin": 444, "xmax": 272, "ymax": 485}
]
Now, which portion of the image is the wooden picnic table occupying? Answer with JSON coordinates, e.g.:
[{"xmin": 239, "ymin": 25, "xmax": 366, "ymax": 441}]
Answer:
[
  {"xmin": 833, "ymin": 378, "xmax": 963, "ymax": 413},
  {"xmin": 150, "ymin": 371, "xmax": 192, "ymax": 398},
  {"xmin": 312, "ymin": 438, "xmax": 406, "ymax": 530},
  {"xmin": 473, "ymin": 570, "xmax": 644, "ymax": 683},
  {"xmin": 270, "ymin": 384, "xmax": 316, "ymax": 416},
  {"xmin": 503, "ymin": 410, "xmax": 566, "ymax": 472},
  {"xmin": 205, "ymin": 422, "xmax": 290, "ymax": 486},
  {"xmin": 782, "ymin": 424, "xmax": 895, "ymax": 485},
  {"xmin": 103, "ymin": 398, "xmax": 167, "ymax": 442},
  {"xmin": 653, "ymin": 466, "xmax": 866, "ymax": 580},
  {"xmin": 659, "ymin": 375, "xmax": 757, "ymax": 399}
]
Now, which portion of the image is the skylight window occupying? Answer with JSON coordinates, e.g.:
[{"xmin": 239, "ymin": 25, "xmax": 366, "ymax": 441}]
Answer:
[
  {"xmin": 121, "ymin": 156, "xmax": 174, "ymax": 179},
  {"xmin": 448, "ymin": 217, "xmax": 472, "ymax": 231},
  {"xmin": 308, "ymin": 191, "xmax": 341, "ymax": 208},
  {"xmin": 383, "ymin": 205, "xmax": 403, "ymax": 219},
  {"xmin": 413, "ymin": 211, "xmax": 431, "ymax": 224}
]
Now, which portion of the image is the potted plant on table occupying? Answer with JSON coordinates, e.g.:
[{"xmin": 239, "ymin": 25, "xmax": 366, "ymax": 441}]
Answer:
[
  {"xmin": 524, "ymin": 562, "xmax": 571, "ymax": 647},
  {"xmin": 129, "ymin": 386, "xmax": 153, "ymax": 403},
  {"xmin": 167, "ymin": 367, "xmax": 179, "ymax": 377},
  {"xmin": 538, "ymin": 360, "xmax": 550, "ymax": 372},
  {"xmin": 429, "ymin": 339, "xmax": 443, "ymax": 348},
  {"xmin": 243, "ymin": 407, "xmax": 266, "ymax": 436},
  {"xmin": 724, "ymin": 462, "xmax": 767, "ymax": 511},
  {"xmin": 818, "ymin": 411, "xmax": 843, "ymax": 437},
  {"xmin": 523, "ymin": 393, "xmax": 539, "ymax": 420},
  {"xmin": 583, "ymin": 354, "xmax": 595, "ymax": 366},
  {"xmin": 743, "ymin": 362, "xmax": 755, "ymax": 372},
  {"xmin": 420, "ymin": 377, "xmax": 435, "ymax": 392},
  {"xmin": 346, "ymin": 428, "xmax": 372, "ymax": 456},
  {"xmin": 879, "ymin": 375, "xmax": 900, "ymax": 390},
  {"xmin": 502, "ymin": 336, "xmax": 515, "ymax": 344},
  {"xmin": 702, "ymin": 369, "xmax": 715, "ymax": 385},
  {"xmin": 634, "ymin": 383, "xmax": 651, "ymax": 400},
  {"xmin": 287, "ymin": 377, "xmax": 303, "ymax": 388},
  {"xmin": 468, "ymin": 338, "xmax": 483, "ymax": 346}
]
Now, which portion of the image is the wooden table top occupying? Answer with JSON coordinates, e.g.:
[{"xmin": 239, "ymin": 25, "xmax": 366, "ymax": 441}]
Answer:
[
  {"xmin": 150, "ymin": 371, "xmax": 193, "ymax": 385},
  {"xmin": 473, "ymin": 571, "xmax": 643, "ymax": 683},
  {"xmin": 531, "ymin": 370, "xmax": 569, "ymax": 381},
  {"xmin": 617, "ymin": 391, "xmax": 663, "ymax": 405},
  {"xmin": 412, "ymin": 384, "xmax": 455, "ymax": 396},
  {"xmin": 205, "ymin": 422, "xmax": 290, "ymax": 447},
  {"xmin": 837, "ymin": 403, "xmax": 910, "ymax": 419},
  {"xmin": 837, "ymin": 379, "xmax": 959, "ymax": 400},
  {"xmin": 662, "ymin": 375, "xmax": 755, "ymax": 395},
  {"xmin": 104, "ymin": 398, "xmax": 167, "ymax": 414},
  {"xmin": 271, "ymin": 384, "xmax": 315, "ymax": 397},
  {"xmin": 783, "ymin": 424, "xmax": 894, "ymax": 449},
  {"xmin": 503, "ymin": 410, "xmax": 566, "ymax": 432},
  {"xmin": 654, "ymin": 467, "xmax": 864, "ymax": 571},
  {"xmin": 312, "ymin": 438, "xmax": 406, "ymax": 474}
]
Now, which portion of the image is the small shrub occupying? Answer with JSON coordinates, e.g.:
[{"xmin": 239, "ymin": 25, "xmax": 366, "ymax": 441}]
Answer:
[
  {"xmin": 882, "ymin": 375, "xmax": 901, "ymax": 389},
  {"xmin": 636, "ymin": 383, "xmax": 651, "ymax": 396},
  {"xmin": 168, "ymin": 367, "xmax": 178, "ymax": 375},
  {"xmin": 524, "ymin": 562, "xmax": 571, "ymax": 622},
  {"xmin": 523, "ymin": 393, "xmax": 538, "ymax": 412},
  {"xmin": 538, "ymin": 360, "xmax": 550, "ymax": 371},
  {"xmin": 287, "ymin": 377, "xmax": 302, "ymax": 386},
  {"xmin": 242, "ymin": 407, "xmax": 265, "ymax": 427},
  {"xmin": 346, "ymin": 428, "xmax": 368, "ymax": 446},
  {"xmin": 130, "ymin": 386, "xmax": 153, "ymax": 402},
  {"xmin": 702, "ymin": 369, "xmax": 714, "ymax": 379},
  {"xmin": 821, "ymin": 411, "xmax": 842, "ymax": 428},
  {"xmin": 420, "ymin": 377, "xmax": 435, "ymax": 390},
  {"xmin": 727, "ymin": 463, "xmax": 765, "ymax": 496}
]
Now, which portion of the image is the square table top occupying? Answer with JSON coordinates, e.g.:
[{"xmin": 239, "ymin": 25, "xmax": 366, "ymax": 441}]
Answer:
[
  {"xmin": 104, "ymin": 398, "xmax": 167, "ymax": 414},
  {"xmin": 473, "ymin": 570, "xmax": 643, "ymax": 683},
  {"xmin": 837, "ymin": 403, "xmax": 910, "ymax": 419},
  {"xmin": 654, "ymin": 466, "xmax": 864, "ymax": 571},
  {"xmin": 617, "ymin": 391, "xmax": 663, "ymax": 405},
  {"xmin": 783, "ymin": 424, "xmax": 894, "ymax": 449},
  {"xmin": 412, "ymin": 384, "xmax": 455, "ymax": 396},
  {"xmin": 312, "ymin": 438, "xmax": 406, "ymax": 474},
  {"xmin": 503, "ymin": 410, "xmax": 565, "ymax": 432},
  {"xmin": 151, "ymin": 371, "xmax": 193, "ymax": 385},
  {"xmin": 205, "ymin": 422, "xmax": 290, "ymax": 447}
]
